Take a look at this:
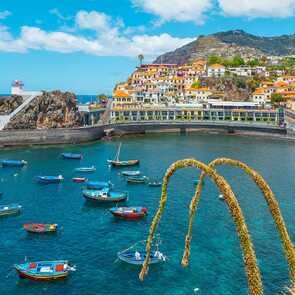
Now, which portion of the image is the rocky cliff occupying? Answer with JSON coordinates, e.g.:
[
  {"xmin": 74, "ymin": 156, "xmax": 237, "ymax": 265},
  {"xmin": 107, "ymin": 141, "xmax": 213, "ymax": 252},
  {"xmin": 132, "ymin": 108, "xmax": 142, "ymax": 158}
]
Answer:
[
  {"xmin": 154, "ymin": 30, "xmax": 295, "ymax": 64},
  {"xmin": 5, "ymin": 91, "xmax": 83, "ymax": 130},
  {"xmin": 0, "ymin": 95, "xmax": 23, "ymax": 115}
]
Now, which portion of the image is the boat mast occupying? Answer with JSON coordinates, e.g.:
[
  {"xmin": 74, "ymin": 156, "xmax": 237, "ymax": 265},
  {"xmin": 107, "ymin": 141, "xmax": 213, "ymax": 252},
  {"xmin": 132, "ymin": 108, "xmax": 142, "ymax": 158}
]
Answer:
[{"xmin": 115, "ymin": 143, "xmax": 122, "ymax": 161}]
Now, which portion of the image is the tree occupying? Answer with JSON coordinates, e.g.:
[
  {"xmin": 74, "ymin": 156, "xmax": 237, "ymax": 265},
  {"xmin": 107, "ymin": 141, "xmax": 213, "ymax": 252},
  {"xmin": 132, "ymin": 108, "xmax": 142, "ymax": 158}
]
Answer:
[
  {"xmin": 231, "ymin": 55, "xmax": 245, "ymax": 67},
  {"xmin": 207, "ymin": 55, "xmax": 221, "ymax": 65},
  {"xmin": 191, "ymin": 80, "xmax": 201, "ymax": 88},
  {"xmin": 271, "ymin": 93, "xmax": 286, "ymax": 106},
  {"xmin": 247, "ymin": 58, "xmax": 260, "ymax": 67},
  {"xmin": 138, "ymin": 54, "xmax": 144, "ymax": 66}
]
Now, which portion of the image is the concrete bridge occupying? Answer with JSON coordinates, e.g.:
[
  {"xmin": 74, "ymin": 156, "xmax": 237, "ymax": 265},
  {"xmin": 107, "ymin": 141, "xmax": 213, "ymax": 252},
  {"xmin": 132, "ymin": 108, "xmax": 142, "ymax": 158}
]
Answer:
[{"xmin": 0, "ymin": 91, "xmax": 42, "ymax": 130}]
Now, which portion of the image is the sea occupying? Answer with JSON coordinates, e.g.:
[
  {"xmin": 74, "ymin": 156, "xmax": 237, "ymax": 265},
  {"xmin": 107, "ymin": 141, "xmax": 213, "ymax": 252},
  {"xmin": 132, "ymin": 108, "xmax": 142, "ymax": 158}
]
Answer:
[{"xmin": 0, "ymin": 133, "xmax": 294, "ymax": 295}]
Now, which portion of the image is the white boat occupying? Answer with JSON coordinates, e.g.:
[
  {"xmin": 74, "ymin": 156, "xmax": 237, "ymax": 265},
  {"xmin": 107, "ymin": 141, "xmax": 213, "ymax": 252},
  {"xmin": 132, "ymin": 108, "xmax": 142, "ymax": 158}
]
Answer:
[
  {"xmin": 121, "ymin": 170, "xmax": 141, "ymax": 176},
  {"xmin": 74, "ymin": 166, "xmax": 96, "ymax": 173}
]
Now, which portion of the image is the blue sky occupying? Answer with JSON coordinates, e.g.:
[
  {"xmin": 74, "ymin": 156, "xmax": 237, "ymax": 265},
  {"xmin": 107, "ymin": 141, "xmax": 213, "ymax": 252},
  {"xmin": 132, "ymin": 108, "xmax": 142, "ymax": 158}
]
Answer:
[{"xmin": 1, "ymin": 0, "xmax": 295, "ymax": 94}]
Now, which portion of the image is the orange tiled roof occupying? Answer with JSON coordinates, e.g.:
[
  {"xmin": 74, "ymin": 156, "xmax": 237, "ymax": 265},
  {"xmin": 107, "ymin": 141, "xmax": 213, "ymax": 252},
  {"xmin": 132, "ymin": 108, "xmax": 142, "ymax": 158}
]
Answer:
[
  {"xmin": 113, "ymin": 90, "xmax": 130, "ymax": 98},
  {"xmin": 209, "ymin": 64, "xmax": 225, "ymax": 69}
]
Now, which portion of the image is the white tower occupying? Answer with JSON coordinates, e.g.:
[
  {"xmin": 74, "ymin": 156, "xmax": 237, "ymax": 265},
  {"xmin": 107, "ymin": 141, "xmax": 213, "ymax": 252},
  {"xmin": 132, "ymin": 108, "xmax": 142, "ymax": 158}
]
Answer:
[{"xmin": 11, "ymin": 80, "xmax": 24, "ymax": 95}]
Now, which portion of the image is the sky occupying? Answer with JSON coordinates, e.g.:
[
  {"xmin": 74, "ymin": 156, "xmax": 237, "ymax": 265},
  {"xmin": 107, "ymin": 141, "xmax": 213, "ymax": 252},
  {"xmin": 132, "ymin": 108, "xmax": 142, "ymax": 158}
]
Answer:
[{"xmin": 1, "ymin": 0, "xmax": 295, "ymax": 94}]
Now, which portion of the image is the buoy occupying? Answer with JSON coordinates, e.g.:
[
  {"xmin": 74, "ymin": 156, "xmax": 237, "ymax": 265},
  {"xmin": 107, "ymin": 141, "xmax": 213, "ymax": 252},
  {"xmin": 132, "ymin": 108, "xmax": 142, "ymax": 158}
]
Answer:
[{"xmin": 194, "ymin": 287, "xmax": 200, "ymax": 292}]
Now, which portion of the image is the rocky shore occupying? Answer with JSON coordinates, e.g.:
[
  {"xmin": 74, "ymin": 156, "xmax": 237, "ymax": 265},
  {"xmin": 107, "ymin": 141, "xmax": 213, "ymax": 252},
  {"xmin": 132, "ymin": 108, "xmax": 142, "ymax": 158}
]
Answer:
[
  {"xmin": 5, "ymin": 91, "xmax": 83, "ymax": 129},
  {"xmin": 0, "ymin": 95, "xmax": 23, "ymax": 115}
]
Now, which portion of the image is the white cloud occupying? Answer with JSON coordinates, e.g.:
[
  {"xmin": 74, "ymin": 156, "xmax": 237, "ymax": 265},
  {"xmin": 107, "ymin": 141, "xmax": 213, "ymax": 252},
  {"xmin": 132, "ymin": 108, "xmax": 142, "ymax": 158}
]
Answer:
[
  {"xmin": 76, "ymin": 10, "xmax": 112, "ymax": 32},
  {"xmin": 0, "ymin": 10, "xmax": 11, "ymax": 20},
  {"xmin": 218, "ymin": 0, "xmax": 295, "ymax": 18},
  {"xmin": 132, "ymin": 0, "xmax": 212, "ymax": 25}
]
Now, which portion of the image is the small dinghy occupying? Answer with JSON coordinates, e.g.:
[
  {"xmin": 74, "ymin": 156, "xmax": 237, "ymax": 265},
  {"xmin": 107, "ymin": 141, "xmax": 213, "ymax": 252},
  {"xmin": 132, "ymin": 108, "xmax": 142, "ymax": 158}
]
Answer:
[
  {"xmin": 36, "ymin": 175, "xmax": 64, "ymax": 184},
  {"xmin": 74, "ymin": 166, "xmax": 96, "ymax": 173},
  {"xmin": 61, "ymin": 153, "xmax": 82, "ymax": 160},
  {"xmin": 219, "ymin": 194, "xmax": 224, "ymax": 201},
  {"xmin": 148, "ymin": 181, "xmax": 162, "ymax": 187},
  {"xmin": 121, "ymin": 170, "xmax": 141, "ymax": 177},
  {"xmin": 72, "ymin": 177, "xmax": 88, "ymax": 183},
  {"xmin": 82, "ymin": 188, "xmax": 128, "ymax": 203},
  {"xmin": 108, "ymin": 143, "xmax": 139, "ymax": 167},
  {"xmin": 117, "ymin": 250, "xmax": 166, "ymax": 265},
  {"xmin": 127, "ymin": 176, "xmax": 147, "ymax": 184},
  {"xmin": 14, "ymin": 260, "xmax": 74, "ymax": 280},
  {"xmin": 86, "ymin": 181, "xmax": 112, "ymax": 190},
  {"xmin": 1, "ymin": 160, "xmax": 27, "ymax": 168},
  {"xmin": 0, "ymin": 204, "xmax": 22, "ymax": 217},
  {"xmin": 23, "ymin": 224, "xmax": 58, "ymax": 233},
  {"xmin": 110, "ymin": 207, "xmax": 147, "ymax": 218}
]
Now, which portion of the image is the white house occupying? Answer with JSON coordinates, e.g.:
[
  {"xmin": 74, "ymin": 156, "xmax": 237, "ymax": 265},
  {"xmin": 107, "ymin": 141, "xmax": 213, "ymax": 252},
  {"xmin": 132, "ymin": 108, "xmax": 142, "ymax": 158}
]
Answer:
[{"xmin": 207, "ymin": 64, "xmax": 226, "ymax": 77}]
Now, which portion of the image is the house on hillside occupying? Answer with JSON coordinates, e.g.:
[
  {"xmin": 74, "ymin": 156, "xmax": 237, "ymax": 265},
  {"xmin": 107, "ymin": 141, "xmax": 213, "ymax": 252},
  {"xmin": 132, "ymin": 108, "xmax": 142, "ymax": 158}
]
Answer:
[{"xmin": 207, "ymin": 64, "xmax": 226, "ymax": 77}]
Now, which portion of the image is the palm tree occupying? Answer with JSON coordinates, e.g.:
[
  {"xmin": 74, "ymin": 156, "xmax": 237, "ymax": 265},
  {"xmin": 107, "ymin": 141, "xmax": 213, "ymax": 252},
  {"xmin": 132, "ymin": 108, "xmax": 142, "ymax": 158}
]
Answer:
[
  {"xmin": 139, "ymin": 158, "xmax": 263, "ymax": 295},
  {"xmin": 183, "ymin": 157, "xmax": 295, "ymax": 293},
  {"xmin": 138, "ymin": 54, "xmax": 144, "ymax": 66}
]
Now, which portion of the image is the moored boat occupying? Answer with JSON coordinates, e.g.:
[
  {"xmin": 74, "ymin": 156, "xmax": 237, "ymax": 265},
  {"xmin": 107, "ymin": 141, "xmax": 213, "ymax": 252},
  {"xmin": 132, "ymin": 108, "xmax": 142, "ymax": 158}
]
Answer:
[
  {"xmin": 117, "ymin": 250, "xmax": 166, "ymax": 265},
  {"xmin": 74, "ymin": 166, "xmax": 96, "ymax": 173},
  {"xmin": 23, "ymin": 224, "xmax": 58, "ymax": 233},
  {"xmin": 110, "ymin": 207, "xmax": 147, "ymax": 218},
  {"xmin": 126, "ymin": 176, "xmax": 147, "ymax": 184},
  {"xmin": 121, "ymin": 170, "xmax": 141, "ymax": 177},
  {"xmin": 108, "ymin": 143, "xmax": 139, "ymax": 167},
  {"xmin": 72, "ymin": 177, "xmax": 88, "ymax": 183},
  {"xmin": 36, "ymin": 175, "xmax": 64, "ymax": 184},
  {"xmin": 14, "ymin": 260, "xmax": 74, "ymax": 280},
  {"xmin": 61, "ymin": 153, "xmax": 82, "ymax": 160},
  {"xmin": 148, "ymin": 181, "xmax": 162, "ymax": 187},
  {"xmin": 0, "ymin": 204, "xmax": 22, "ymax": 217},
  {"xmin": 82, "ymin": 188, "xmax": 128, "ymax": 202},
  {"xmin": 1, "ymin": 160, "xmax": 27, "ymax": 168},
  {"xmin": 86, "ymin": 181, "xmax": 112, "ymax": 190}
]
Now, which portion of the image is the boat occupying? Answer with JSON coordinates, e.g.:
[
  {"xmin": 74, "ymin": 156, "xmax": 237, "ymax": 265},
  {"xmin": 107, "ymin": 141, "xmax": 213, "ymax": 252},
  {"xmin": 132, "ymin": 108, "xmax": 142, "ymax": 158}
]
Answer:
[
  {"xmin": 82, "ymin": 188, "xmax": 128, "ymax": 203},
  {"xmin": 1, "ymin": 160, "xmax": 27, "ymax": 168},
  {"xmin": 110, "ymin": 207, "xmax": 147, "ymax": 218},
  {"xmin": 14, "ymin": 260, "xmax": 74, "ymax": 280},
  {"xmin": 121, "ymin": 170, "xmax": 141, "ymax": 177},
  {"xmin": 74, "ymin": 166, "xmax": 96, "ymax": 173},
  {"xmin": 0, "ymin": 204, "xmax": 22, "ymax": 217},
  {"xmin": 61, "ymin": 153, "xmax": 82, "ymax": 160},
  {"xmin": 72, "ymin": 177, "xmax": 88, "ymax": 183},
  {"xmin": 148, "ymin": 181, "xmax": 162, "ymax": 187},
  {"xmin": 117, "ymin": 250, "xmax": 166, "ymax": 265},
  {"xmin": 126, "ymin": 176, "xmax": 147, "ymax": 184},
  {"xmin": 36, "ymin": 175, "xmax": 64, "ymax": 184},
  {"xmin": 86, "ymin": 181, "xmax": 112, "ymax": 190},
  {"xmin": 23, "ymin": 224, "xmax": 58, "ymax": 233},
  {"xmin": 219, "ymin": 194, "xmax": 224, "ymax": 201},
  {"xmin": 107, "ymin": 143, "xmax": 139, "ymax": 167}
]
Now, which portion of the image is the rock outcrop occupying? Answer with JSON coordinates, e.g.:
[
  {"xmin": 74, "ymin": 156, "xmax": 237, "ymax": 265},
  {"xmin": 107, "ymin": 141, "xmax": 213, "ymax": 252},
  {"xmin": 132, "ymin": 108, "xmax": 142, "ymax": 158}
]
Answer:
[
  {"xmin": 5, "ymin": 91, "xmax": 83, "ymax": 129},
  {"xmin": 154, "ymin": 30, "xmax": 295, "ymax": 64},
  {"xmin": 0, "ymin": 95, "xmax": 23, "ymax": 115}
]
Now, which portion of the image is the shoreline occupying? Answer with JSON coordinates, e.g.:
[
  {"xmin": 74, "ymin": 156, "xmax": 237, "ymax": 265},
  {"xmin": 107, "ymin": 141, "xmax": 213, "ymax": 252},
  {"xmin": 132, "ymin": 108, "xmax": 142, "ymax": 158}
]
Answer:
[{"xmin": 0, "ymin": 121, "xmax": 294, "ymax": 148}]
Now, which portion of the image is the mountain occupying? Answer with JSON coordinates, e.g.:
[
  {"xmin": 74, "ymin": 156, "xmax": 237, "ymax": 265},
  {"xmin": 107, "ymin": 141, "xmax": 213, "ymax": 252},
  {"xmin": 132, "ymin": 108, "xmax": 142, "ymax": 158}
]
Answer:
[{"xmin": 154, "ymin": 30, "xmax": 295, "ymax": 65}]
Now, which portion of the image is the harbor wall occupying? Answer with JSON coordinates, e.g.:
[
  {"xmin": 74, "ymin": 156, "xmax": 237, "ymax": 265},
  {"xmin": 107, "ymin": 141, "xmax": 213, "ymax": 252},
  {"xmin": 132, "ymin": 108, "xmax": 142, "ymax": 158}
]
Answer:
[{"xmin": 0, "ymin": 121, "xmax": 289, "ymax": 147}]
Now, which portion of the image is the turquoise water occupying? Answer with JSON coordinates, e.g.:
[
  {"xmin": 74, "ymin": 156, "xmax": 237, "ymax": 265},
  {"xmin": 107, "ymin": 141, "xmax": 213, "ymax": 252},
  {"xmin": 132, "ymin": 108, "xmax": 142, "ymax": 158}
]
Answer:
[{"xmin": 0, "ymin": 133, "xmax": 294, "ymax": 295}]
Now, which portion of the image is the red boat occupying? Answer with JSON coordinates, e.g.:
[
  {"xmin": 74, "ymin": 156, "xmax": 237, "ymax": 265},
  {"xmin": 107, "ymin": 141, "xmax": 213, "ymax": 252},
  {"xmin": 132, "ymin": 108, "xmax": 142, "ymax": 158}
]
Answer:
[
  {"xmin": 109, "ymin": 207, "xmax": 147, "ymax": 218},
  {"xmin": 23, "ymin": 224, "xmax": 58, "ymax": 233},
  {"xmin": 72, "ymin": 177, "xmax": 87, "ymax": 183}
]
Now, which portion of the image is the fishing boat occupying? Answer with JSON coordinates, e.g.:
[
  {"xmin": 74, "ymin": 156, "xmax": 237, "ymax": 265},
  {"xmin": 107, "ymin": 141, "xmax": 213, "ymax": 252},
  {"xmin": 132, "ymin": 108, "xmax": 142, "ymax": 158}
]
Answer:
[
  {"xmin": 0, "ymin": 204, "xmax": 22, "ymax": 217},
  {"xmin": 86, "ymin": 181, "xmax": 112, "ymax": 190},
  {"xmin": 1, "ymin": 160, "xmax": 27, "ymax": 168},
  {"xmin": 121, "ymin": 170, "xmax": 141, "ymax": 177},
  {"xmin": 110, "ymin": 207, "xmax": 147, "ymax": 218},
  {"xmin": 126, "ymin": 176, "xmax": 147, "ymax": 184},
  {"xmin": 107, "ymin": 143, "xmax": 139, "ymax": 167},
  {"xmin": 23, "ymin": 224, "xmax": 58, "ymax": 233},
  {"xmin": 14, "ymin": 260, "xmax": 74, "ymax": 280},
  {"xmin": 36, "ymin": 175, "xmax": 64, "ymax": 184},
  {"xmin": 148, "ymin": 181, "xmax": 162, "ymax": 187},
  {"xmin": 72, "ymin": 177, "xmax": 88, "ymax": 183},
  {"xmin": 74, "ymin": 166, "xmax": 96, "ymax": 173},
  {"xmin": 82, "ymin": 188, "xmax": 128, "ymax": 203},
  {"xmin": 117, "ymin": 249, "xmax": 166, "ymax": 265},
  {"xmin": 61, "ymin": 153, "xmax": 82, "ymax": 160}
]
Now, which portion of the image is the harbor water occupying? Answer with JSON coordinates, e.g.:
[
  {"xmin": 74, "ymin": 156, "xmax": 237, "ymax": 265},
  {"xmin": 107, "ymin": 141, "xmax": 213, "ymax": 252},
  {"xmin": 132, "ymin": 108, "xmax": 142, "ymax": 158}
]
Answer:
[{"xmin": 0, "ymin": 133, "xmax": 294, "ymax": 295}]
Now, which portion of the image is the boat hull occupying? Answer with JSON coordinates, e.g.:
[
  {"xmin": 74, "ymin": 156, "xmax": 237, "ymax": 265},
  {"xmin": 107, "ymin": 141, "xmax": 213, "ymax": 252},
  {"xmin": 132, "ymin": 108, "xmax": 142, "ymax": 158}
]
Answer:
[
  {"xmin": 117, "ymin": 251, "xmax": 163, "ymax": 265},
  {"xmin": 121, "ymin": 171, "xmax": 141, "ymax": 176},
  {"xmin": 62, "ymin": 153, "xmax": 82, "ymax": 160},
  {"xmin": 86, "ymin": 182, "xmax": 111, "ymax": 190},
  {"xmin": 16, "ymin": 269, "xmax": 68, "ymax": 280},
  {"xmin": 72, "ymin": 178, "xmax": 87, "ymax": 183},
  {"xmin": 23, "ymin": 224, "xmax": 57, "ymax": 233},
  {"xmin": 108, "ymin": 160, "xmax": 139, "ymax": 167},
  {"xmin": 0, "ymin": 204, "xmax": 22, "ymax": 217},
  {"xmin": 2, "ymin": 160, "xmax": 27, "ymax": 167},
  {"xmin": 110, "ymin": 207, "xmax": 147, "ymax": 218},
  {"xmin": 83, "ymin": 194, "xmax": 127, "ymax": 203},
  {"xmin": 36, "ymin": 176, "xmax": 63, "ymax": 184}
]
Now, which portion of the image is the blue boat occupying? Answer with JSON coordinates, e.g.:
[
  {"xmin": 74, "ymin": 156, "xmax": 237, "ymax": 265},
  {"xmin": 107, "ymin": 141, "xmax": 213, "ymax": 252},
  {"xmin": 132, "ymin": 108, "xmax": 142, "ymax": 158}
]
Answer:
[
  {"xmin": 74, "ymin": 166, "xmax": 96, "ymax": 173},
  {"xmin": 86, "ymin": 181, "xmax": 112, "ymax": 190},
  {"xmin": 15, "ymin": 260, "xmax": 74, "ymax": 280},
  {"xmin": 61, "ymin": 153, "xmax": 82, "ymax": 160},
  {"xmin": 117, "ymin": 250, "xmax": 166, "ymax": 265},
  {"xmin": 82, "ymin": 188, "xmax": 128, "ymax": 202},
  {"xmin": 36, "ymin": 175, "xmax": 64, "ymax": 184},
  {"xmin": 0, "ymin": 203, "xmax": 22, "ymax": 217},
  {"xmin": 1, "ymin": 160, "xmax": 27, "ymax": 167}
]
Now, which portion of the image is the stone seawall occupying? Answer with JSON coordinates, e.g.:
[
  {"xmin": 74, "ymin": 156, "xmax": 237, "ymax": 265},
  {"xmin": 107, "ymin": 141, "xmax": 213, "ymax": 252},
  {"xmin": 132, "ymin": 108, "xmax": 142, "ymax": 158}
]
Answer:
[{"xmin": 0, "ymin": 121, "xmax": 289, "ymax": 147}]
